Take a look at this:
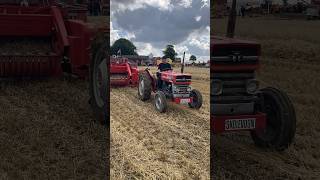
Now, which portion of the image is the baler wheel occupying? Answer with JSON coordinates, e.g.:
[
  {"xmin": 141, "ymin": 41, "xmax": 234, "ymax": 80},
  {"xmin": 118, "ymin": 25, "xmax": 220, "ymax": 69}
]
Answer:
[
  {"xmin": 188, "ymin": 89, "xmax": 203, "ymax": 109},
  {"xmin": 154, "ymin": 91, "xmax": 167, "ymax": 113},
  {"xmin": 251, "ymin": 87, "xmax": 296, "ymax": 151},
  {"xmin": 138, "ymin": 72, "xmax": 152, "ymax": 101},
  {"xmin": 89, "ymin": 42, "xmax": 109, "ymax": 126}
]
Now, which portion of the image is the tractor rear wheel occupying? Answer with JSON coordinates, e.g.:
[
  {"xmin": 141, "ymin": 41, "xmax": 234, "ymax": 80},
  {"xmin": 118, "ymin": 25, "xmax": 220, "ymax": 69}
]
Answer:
[
  {"xmin": 154, "ymin": 91, "xmax": 167, "ymax": 113},
  {"xmin": 250, "ymin": 87, "xmax": 296, "ymax": 151},
  {"xmin": 138, "ymin": 72, "xmax": 152, "ymax": 101},
  {"xmin": 89, "ymin": 41, "xmax": 109, "ymax": 126},
  {"xmin": 188, "ymin": 89, "xmax": 203, "ymax": 109}
]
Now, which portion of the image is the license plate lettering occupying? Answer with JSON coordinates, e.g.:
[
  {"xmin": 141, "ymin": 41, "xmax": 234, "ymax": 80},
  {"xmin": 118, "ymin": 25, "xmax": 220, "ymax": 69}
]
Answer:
[
  {"xmin": 225, "ymin": 118, "xmax": 256, "ymax": 130},
  {"xmin": 180, "ymin": 98, "xmax": 190, "ymax": 104}
]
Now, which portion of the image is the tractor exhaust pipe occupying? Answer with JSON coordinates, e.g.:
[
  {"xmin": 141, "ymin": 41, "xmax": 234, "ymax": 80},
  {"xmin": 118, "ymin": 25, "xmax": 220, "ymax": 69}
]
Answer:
[
  {"xmin": 227, "ymin": 0, "xmax": 237, "ymax": 38},
  {"xmin": 181, "ymin": 51, "xmax": 185, "ymax": 73}
]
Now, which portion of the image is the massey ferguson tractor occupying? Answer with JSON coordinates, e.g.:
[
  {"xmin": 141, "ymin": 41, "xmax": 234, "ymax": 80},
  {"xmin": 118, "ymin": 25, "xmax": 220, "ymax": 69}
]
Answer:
[
  {"xmin": 138, "ymin": 54, "xmax": 203, "ymax": 113},
  {"xmin": 211, "ymin": 0, "xmax": 296, "ymax": 150},
  {"xmin": 0, "ymin": 1, "xmax": 109, "ymax": 125}
]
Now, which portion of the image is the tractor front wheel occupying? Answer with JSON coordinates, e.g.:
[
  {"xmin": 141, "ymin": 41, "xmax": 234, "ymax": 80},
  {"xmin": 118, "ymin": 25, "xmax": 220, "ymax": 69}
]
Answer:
[
  {"xmin": 250, "ymin": 87, "xmax": 296, "ymax": 151},
  {"xmin": 89, "ymin": 42, "xmax": 109, "ymax": 126},
  {"xmin": 138, "ymin": 72, "xmax": 152, "ymax": 101},
  {"xmin": 188, "ymin": 89, "xmax": 203, "ymax": 109},
  {"xmin": 154, "ymin": 91, "xmax": 167, "ymax": 113}
]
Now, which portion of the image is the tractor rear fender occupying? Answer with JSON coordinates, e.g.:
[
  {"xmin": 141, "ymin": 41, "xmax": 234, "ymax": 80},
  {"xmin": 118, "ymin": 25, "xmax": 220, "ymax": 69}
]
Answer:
[{"xmin": 140, "ymin": 69, "xmax": 156, "ymax": 92}]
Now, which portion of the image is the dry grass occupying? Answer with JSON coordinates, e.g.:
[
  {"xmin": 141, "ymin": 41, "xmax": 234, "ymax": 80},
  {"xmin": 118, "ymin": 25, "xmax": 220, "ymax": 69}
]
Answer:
[
  {"xmin": 110, "ymin": 67, "xmax": 210, "ymax": 179},
  {"xmin": 212, "ymin": 17, "xmax": 320, "ymax": 179},
  {"xmin": 0, "ymin": 80, "xmax": 108, "ymax": 179}
]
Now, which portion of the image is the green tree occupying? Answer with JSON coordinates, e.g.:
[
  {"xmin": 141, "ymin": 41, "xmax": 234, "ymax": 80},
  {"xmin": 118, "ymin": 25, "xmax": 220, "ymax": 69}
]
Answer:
[
  {"xmin": 111, "ymin": 38, "xmax": 138, "ymax": 56},
  {"xmin": 163, "ymin": 45, "xmax": 177, "ymax": 62},
  {"xmin": 189, "ymin": 55, "xmax": 197, "ymax": 64}
]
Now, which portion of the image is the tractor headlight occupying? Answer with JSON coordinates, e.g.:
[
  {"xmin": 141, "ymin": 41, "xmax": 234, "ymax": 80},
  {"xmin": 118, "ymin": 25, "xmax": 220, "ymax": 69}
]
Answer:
[
  {"xmin": 211, "ymin": 79, "xmax": 223, "ymax": 95},
  {"xmin": 246, "ymin": 79, "xmax": 259, "ymax": 94}
]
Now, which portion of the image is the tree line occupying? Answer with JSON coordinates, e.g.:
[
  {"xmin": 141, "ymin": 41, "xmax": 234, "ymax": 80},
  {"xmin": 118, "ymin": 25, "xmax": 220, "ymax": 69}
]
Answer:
[{"xmin": 111, "ymin": 38, "xmax": 197, "ymax": 63}]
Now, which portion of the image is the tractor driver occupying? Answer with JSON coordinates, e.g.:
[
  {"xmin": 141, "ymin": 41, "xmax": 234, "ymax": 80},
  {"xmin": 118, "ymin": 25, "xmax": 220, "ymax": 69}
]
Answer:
[
  {"xmin": 157, "ymin": 57, "xmax": 172, "ymax": 89},
  {"xmin": 158, "ymin": 57, "xmax": 172, "ymax": 72}
]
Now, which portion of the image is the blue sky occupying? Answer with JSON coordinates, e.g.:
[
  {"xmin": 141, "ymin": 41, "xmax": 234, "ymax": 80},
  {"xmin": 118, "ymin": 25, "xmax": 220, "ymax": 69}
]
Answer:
[{"xmin": 110, "ymin": 0, "xmax": 210, "ymax": 63}]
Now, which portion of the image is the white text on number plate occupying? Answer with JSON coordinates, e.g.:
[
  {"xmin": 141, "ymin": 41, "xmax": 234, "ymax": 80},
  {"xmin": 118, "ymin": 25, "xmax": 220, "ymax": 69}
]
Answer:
[{"xmin": 225, "ymin": 118, "xmax": 256, "ymax": 130}]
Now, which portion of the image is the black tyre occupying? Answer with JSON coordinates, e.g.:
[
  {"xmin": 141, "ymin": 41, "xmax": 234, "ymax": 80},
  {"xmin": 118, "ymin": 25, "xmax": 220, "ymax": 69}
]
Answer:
[
  {"xmin": 89, "ymin": 41, "xmax": 109, "ymax": 126},
  {"xmin": 138, "ymin": 71, "xmax": 152, "ymax": 101},
  {"xmin": 251, "ymin": 87, "xmax": 296, "ymax": 151},
  {"xmin": 154, "ymin": 91, "xmax": 167, "ymax": 113},
  {"xmin": 188, "ymin": 89, "xmax": 203, "ymax": 109}
]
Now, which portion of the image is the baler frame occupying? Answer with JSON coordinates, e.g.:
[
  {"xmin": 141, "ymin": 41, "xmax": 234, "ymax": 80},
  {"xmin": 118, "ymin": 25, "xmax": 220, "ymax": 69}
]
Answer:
[{"xmin": 0, "ymin": 2, "xmax": 109, "ymax": 125}]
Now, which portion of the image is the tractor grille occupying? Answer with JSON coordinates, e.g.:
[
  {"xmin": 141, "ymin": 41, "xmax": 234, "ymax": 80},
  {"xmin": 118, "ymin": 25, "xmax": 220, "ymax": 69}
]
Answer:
[
  {"xmin": 173, "ymin": 85, "xmax": 189, "ymax": 94},
  {"xmin": 172, "ymin": 85, "xmax": 190, "ymax": 98},
  {"xmin": 211, "ymin": 71, "xmax": 258, "ymax": 115},
  {"xmin": 176, "ymin": 75, "xmax": 191, "ymax": 82},
  {"xmin": 211, "ymin": 71, "xmax": 257, "ymax": 103}
]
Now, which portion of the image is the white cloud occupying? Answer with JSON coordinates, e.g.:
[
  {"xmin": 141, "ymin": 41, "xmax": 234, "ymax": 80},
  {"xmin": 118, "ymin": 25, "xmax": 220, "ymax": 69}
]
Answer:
[
  {"xmin": 110, "ymin": 22, "xmax": 120, "ymax": 45},
  {"xmin": 135, "ymin": 42, "xmax": 162, "ymax": 56},
  {"xmin": 187, "ymin": 26, "xmax": 210, "ymax": 51},
  {"xmin": 175, "ymin": 45, "xmax": 189, "ymax": 55},
  {"xmin": 195, "ymin": 15, "xmax": 201, "ymax": 22},
  {"xmin": 110, "ymin": 21, "xmax": 136, "ymax": 45},
  {"xmin": 111, "ymin": 0, "xmax": 172, "ymax": 12},
  {"xmin": 111, "ymin": 0, "xmax": 209, "ymax": 62},
  {"xmin": 201, "ymin": 0, "xmax": 209, "ymax": 8},
  {"xmin": 178, "ymin": 0, "xmax": 193, "ymax": 8}
]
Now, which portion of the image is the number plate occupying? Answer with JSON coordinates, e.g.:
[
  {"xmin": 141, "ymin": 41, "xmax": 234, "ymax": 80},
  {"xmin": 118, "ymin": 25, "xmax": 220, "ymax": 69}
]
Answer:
[
  {"xmin": 225, "ymin": 118, "xmax": 256, "ymax": 130},
  {"xmin": 180, "ymin": 98, "xmax": 190, "ymax": 104}
]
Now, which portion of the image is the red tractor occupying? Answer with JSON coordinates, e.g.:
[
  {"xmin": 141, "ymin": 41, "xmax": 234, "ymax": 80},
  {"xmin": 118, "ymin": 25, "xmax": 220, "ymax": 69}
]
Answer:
[
  {"xmin": 0, "ymin": 1, "xmax": 109, "ymax": 124},
  {"xmin": 138, "ymin": 58, "xmax": 203, "ymax": 113},
  {"xmin": 211, "ymin": 0, "xmax": 296, "ymax": 150}
]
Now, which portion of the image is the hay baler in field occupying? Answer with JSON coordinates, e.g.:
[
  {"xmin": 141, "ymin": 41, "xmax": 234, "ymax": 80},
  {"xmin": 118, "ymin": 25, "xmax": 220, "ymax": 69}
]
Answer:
[
  {"xmin": 0, "ymin": 1, "xmax": 109, "ymax": 124},
  {"xmin": 110, "ymin": 56, "xmax": 139, "ymax": 86}
]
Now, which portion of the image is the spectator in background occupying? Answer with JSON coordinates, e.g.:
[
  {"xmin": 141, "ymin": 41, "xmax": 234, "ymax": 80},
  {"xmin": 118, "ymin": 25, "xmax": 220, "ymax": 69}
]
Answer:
[{"xmin": 241, "ymin": 5, "xmax": 245, "ymax": 17}]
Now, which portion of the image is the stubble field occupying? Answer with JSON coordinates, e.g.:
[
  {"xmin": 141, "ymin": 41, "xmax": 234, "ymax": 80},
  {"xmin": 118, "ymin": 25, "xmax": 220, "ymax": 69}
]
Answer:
[{"xmin": 212, "ymin": 17, "xmax": 320, "ymax": 179}]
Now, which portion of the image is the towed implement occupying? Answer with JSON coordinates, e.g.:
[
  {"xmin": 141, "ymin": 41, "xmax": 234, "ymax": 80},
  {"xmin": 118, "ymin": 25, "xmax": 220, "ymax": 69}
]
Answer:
[
  {"xmin": 110, "ymin": 56, "xmax": 139, "ymax": 86},
  {"xmin": 0, "ymin": 1, "xmax": 109, "ymax": 124}
]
